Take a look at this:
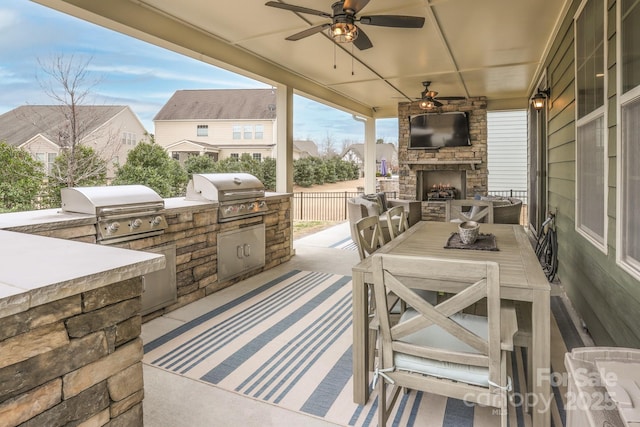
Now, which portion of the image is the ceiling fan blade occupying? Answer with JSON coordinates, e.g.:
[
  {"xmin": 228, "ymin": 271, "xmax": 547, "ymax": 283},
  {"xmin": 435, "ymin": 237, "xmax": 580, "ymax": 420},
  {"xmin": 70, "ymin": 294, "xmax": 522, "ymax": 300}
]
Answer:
[
  {"xmin": 359, "ymin": 15, "xmax": 425, "ymax": 28},
  {"xmin": 352, "ymin": 27, "xmax": 373, "ymax": 50},
  {"xmin": 434, "ymin": 100, "xmax": 443, "ymax": 107},
  {"xmin": 343, "ymin": 0, "xmax": 370, "ymax": 14},
  {"xmin": 265, "ymin": 1, "xmax": 331, "ymax": 18},
  {"xmin": 437, "ymin": 96, "xmax": 466, "ymax": 100},
  {"xmin": 286, "ymin": 23, "xmax": 331, "ymax": 41}
]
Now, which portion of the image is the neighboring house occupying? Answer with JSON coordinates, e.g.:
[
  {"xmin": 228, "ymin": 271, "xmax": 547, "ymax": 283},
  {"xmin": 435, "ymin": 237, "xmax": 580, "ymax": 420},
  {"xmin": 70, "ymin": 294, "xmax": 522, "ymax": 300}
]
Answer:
[
  {"xmin": 0, "ymin": 105, "xmax": 148, "ymax": 179},
  {"xmin": 293, "ymin": 139, "xmax": 319, "ymax": 159},
  {"xmin": 341, "ymin": 142, "xmax": 398, "ymax": 175},
  {"xmin": 154, "ymin": 89, "xmax": 277, "ymax": 163}
]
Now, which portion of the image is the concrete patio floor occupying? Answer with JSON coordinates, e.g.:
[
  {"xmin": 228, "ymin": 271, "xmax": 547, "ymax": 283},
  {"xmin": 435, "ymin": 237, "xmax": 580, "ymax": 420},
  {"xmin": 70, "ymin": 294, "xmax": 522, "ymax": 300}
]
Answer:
[
  {"xmin": 141, "ymin": 222, "xmax": 358, "ymax": 427},
  {"xmin": 140, "ymin": 221, "xmax": 591, "ymax": 426}
]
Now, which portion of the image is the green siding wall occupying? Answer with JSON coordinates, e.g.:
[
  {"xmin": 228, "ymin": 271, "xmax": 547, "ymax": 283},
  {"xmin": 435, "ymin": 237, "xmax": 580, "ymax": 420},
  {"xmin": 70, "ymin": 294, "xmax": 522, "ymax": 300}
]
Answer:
[{"xmin": 542, "ymin": 0, "xmax": 640, "ymax": 347}]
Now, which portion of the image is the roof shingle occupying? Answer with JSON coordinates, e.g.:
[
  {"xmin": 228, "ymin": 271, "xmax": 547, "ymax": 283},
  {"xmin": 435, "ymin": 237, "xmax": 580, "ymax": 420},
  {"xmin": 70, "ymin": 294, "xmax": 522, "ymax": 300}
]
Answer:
[{"xmin": 153, "ymin": 89, "xmax": 276, "ymax": 121}]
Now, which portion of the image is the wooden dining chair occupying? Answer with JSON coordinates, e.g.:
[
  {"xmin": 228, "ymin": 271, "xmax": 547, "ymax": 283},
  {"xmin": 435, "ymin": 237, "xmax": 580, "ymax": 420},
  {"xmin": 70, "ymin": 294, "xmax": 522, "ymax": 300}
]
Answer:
[
  {"xmin": 446, "ymin": 199, "xmax": 494, "ymax": 223},
  {"xmin": 353, "ymin": 215, "xmax": 390, "ymax": 368},
  {"xmin": 354, "ymin": 215, "xmax": 386, "ymax": 261},
  {"xmin": 385, "ymin": 205, "xmax": 409, "ymax": 240},
  {"xmin": 371, "ymin": 254, "xmax": 517, "ymax": 427}
]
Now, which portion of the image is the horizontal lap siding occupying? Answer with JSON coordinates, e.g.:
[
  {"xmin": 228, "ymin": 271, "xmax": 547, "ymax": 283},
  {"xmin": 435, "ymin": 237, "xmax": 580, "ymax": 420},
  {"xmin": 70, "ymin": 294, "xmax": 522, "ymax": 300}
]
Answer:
[
  {"xmin": 543, "ymin": 0, "xmax": 640, "ymax": 347},
  {"xmin": 487, "ymin": 111, "xmax": 527, "ymax": 197}
]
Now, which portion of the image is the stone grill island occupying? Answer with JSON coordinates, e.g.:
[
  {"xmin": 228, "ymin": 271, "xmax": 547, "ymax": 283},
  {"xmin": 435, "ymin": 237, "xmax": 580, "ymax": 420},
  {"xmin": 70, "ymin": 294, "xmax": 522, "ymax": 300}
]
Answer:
[{"xmin": 0, "ymin": 191, "xmax": 293, "ymax": 425}]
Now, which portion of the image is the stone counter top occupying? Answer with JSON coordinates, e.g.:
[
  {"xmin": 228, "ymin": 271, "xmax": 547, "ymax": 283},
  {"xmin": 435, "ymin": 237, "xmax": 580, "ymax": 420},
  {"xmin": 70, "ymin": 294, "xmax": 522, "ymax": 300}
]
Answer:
[
  {"xmin": 0, "ymin": 230, "xmax": 165, "ymax": 319},
  {"xmin": 0, "ymin": 208, "xmax": 95, "ymax": 232},
  {"xmin": 0, "ymin": 193, "xmax": 294, "ymax": 231}
]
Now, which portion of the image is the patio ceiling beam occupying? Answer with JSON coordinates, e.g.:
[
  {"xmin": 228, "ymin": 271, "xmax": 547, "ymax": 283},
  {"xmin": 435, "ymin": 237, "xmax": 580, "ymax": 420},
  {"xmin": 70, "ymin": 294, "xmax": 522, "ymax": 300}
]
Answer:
[{"xmin": 34, "ymin": 0, "xmax": 375, "ymax": 119}]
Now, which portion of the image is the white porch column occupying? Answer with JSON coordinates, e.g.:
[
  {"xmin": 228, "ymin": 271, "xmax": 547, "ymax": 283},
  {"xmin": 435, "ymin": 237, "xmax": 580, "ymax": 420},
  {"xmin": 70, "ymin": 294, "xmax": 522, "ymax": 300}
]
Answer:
[
  {"xmin": 363, "ymin": 117, "xmax": 376, "ymax": 194},
  {"xmin": 276, "ymin": 85, "xmax": 293, "ymax": 193}
]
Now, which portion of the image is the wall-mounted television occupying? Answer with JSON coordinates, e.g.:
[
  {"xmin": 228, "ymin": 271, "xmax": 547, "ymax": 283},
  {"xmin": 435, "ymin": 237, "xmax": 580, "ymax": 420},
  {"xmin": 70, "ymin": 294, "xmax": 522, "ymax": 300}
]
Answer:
[{"xmin": 409, "ymin": 112, "xmax": 471, "ymax": 149}]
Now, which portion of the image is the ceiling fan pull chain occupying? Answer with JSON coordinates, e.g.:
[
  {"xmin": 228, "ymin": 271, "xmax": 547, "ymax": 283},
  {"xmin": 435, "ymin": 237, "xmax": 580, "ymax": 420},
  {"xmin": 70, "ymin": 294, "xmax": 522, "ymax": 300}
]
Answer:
[
  {"xmin": 351, "ymin": 44, "xmax": 355, "ymax": 75},
  {"xmin": 333, "ymin": 42, "xmax": 337, "ymax": 69}
]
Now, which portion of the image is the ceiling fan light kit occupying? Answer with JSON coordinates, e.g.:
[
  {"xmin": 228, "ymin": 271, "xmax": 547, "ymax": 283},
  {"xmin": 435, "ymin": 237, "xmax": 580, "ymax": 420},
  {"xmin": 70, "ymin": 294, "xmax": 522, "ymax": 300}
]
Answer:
[
  {"xmin": 331, "ymin": 22, "xmax": 358, "ymax": 42},
  {"xmin": 419, "ymin": 99, "xmax": 435, "ymax": 110}
]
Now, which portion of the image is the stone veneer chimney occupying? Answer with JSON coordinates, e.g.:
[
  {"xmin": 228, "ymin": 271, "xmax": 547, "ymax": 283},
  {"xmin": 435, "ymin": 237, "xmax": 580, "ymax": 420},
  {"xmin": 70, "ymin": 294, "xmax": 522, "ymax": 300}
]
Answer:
[{"xmin": 398, "ymin": 97, "xmax": 488, "ymax": 221}]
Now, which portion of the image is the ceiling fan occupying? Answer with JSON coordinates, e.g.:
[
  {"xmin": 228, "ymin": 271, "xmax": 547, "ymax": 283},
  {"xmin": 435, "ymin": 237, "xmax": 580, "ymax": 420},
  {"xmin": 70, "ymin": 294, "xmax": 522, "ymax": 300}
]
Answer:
[
  {"xmin": 416, "ymin": 81, "xmax": 466, "ymax": 109},
  {"xmin": 265, "ymin": 0, "xmax": 425, "ymax": 50}
]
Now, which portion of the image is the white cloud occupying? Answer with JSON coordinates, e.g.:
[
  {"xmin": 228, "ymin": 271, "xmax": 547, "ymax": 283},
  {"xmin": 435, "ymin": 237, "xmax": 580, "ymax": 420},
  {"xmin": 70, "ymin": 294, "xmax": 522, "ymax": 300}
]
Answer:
[{"xmin": 0, "ymin": 8, "xmax": 18, "ymax": 30}]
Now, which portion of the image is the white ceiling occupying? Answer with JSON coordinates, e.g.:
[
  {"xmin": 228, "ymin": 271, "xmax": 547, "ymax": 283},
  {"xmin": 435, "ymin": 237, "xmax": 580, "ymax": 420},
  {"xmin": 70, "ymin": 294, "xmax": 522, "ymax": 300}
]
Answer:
[{"xmin": 36, "ymin": 0, "xmax": 570, "ymax": 117}]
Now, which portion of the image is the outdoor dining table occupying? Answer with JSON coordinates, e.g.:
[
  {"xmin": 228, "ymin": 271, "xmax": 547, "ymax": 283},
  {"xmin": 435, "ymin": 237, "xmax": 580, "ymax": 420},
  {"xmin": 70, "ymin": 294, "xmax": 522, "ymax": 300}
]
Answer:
[{"xmin": 351, "ymin": 220, "xmax": 551, "ymax": 427}]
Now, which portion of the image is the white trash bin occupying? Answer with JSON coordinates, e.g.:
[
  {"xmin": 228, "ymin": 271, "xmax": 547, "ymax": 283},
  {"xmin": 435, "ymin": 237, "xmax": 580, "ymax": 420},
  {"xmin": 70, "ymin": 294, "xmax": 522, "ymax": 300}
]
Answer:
[{"xmin": 565, "ymin": 347, "xmax": 640, "ymax": 427}]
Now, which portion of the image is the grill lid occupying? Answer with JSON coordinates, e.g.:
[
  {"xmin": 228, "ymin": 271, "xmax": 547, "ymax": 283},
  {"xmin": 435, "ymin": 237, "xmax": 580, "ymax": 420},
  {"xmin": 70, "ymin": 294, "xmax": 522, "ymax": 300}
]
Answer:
[
  {"xmin": 61, "ymin": 185, "xmax": 164, "ymax": 214},
  {"xmin": 186, "ymin": 173, "xmax": 265, "ymax": 202}
]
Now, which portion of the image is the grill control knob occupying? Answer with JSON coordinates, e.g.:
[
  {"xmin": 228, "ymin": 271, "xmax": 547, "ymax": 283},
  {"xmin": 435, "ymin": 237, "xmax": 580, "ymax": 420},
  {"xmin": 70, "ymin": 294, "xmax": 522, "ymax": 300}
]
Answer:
[
  {"xmin": 151, "ymin": 216, "xmax": 163, "ymax": 226},
  {"xmin": 107, "ymin": 222, "xmax": 120, "ymax": 234},
  {"xmin": 131, "ymin": 218, "xmax": 142, "ymax": 229}
]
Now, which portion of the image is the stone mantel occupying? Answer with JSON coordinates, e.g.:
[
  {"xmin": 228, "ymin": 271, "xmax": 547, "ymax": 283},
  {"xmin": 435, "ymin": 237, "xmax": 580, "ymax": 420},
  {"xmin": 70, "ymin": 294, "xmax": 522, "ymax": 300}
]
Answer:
[{"xmin": 408, "ymin": 159, "xmax": 482, "ymax": 170}]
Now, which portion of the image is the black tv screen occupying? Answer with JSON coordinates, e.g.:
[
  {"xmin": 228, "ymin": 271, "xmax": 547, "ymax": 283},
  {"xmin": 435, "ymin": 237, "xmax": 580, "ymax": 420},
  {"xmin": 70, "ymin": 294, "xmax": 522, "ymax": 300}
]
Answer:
[{"xmin": 409, "ymin": 112, "xmax": 471, "ymax": 149}]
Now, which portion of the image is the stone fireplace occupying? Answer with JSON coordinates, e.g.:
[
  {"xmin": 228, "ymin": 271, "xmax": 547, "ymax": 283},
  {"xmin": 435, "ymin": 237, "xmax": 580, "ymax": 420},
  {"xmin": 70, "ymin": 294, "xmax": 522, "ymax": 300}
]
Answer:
[{"xmin": 397, "ymin": 97, "xmax": 488, "ymax": 221}]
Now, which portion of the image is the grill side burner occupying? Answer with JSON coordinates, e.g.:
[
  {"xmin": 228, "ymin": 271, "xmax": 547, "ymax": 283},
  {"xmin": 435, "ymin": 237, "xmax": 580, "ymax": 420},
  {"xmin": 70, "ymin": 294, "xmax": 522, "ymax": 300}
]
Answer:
[
  {"xmin": 61, "ymin": 185, "xmax": 168, "ymax": 244},
  {"xmin": 186, "ymin": 173, "xmax": 268, "ymax": 222}
]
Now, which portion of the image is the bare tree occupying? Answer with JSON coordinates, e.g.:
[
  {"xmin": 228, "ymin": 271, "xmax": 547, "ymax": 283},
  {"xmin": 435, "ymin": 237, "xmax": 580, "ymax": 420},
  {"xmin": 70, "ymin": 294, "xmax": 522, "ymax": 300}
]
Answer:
[
  {"xmin": 35, "ymin": 53, "xmax": 120, "ymax": 187},
  {"xmin": 320, "ymin": 131, "xmax": 338, "ymax": 158}
]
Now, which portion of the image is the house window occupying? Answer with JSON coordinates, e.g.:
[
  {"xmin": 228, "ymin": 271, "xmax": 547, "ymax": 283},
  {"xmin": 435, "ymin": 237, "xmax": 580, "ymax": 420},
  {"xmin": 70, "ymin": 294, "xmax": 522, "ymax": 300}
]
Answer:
[
  {"xmin": 121, "ymin": 132, "xmax": 136, "ymax": 145},
  {"xmin": 232, "ymin": 125, "xmax": 241, "ymax": 140},
  {"xmin": 244, "ymin": 125, "xmax": 252, "ymax": 139},
  {"xmin": 575, "ymin": 0, "xmax": 607, "ymax": 249},
  {"xmin": 197, "ymin": 125, "xmax": 208, "ymax": 137},
  {"xmin": 255, "ymin": 124, "xmax": 264, "ymax": 139},
  {"xmin": 619, "ymin": 0, "xmax": 640, "ymax": 276},
  {"xmin": 47, "ymin": 153, "xmax": 56, "ymax": 173},
  {"xmin": 252, "ymin": 153, "xmax": 262, "ymax": 161},
  {"xmin": 35, "ymin": 153, "xmax": 56, "ymax": 174},
  {"xmin": 230, "ymin": 153, "xmax": 239, "ymax": 160}
]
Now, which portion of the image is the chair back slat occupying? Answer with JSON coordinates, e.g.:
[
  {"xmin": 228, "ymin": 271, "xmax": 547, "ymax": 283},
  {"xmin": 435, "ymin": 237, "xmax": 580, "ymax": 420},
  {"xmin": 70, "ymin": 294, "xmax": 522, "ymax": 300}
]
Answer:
[
  {"xmin": 386, "ymin": 205, "xmax": 409, "ymax": 239},
  {"xmin": 446, "ymin": 199, "xmax": 494, "ymax": 223},
  {"xmin": 354, "ymin": 216, "xmax": 386, "ymax": 261}
]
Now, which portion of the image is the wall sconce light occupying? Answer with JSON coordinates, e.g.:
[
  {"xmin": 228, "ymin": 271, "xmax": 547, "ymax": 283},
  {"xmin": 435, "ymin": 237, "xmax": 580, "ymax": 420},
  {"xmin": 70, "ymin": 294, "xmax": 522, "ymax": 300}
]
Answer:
[{"xmin": 532, "ymin": 88, "xmax": 551, "ymax": 111}]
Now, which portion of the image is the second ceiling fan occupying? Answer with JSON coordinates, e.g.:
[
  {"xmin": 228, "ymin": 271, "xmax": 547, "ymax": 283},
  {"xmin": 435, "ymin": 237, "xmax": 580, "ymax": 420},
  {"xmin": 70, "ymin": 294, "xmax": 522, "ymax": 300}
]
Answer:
[
  {"xmin": 417, "ymin": 81, "xmax": 466, "ymax": 109},
  {"xmin": 265, "ymin": 0, "xmax": 425, "ymax": 50}
]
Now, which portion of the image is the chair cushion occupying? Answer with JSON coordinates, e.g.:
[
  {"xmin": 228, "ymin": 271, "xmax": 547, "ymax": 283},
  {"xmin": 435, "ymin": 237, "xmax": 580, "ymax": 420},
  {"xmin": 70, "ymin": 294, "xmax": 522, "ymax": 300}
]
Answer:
[
  {"xmin": 353, "ymin": 197, "xmax": 380, "ymax": 217},
  {"xmin": 394, "ymin": 310, "xmax": 490, "ymax": 387},
  {"xmin": 376, "ymin": 192, "xmax": 389, "ymax": 212},
  {"xmin": 389, "ymin": 289, "xmax": 437, "ymax": 314},
  {"xmin": 362, "ymin": 193, "xmax": 385, "ymax": 214}
]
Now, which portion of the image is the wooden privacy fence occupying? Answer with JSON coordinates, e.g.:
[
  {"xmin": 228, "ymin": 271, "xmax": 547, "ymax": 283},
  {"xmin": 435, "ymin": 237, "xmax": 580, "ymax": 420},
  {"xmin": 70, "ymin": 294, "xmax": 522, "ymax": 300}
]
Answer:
[{"xmin": 292, "ymin": 190, "xmax": 527, "ymax": 224}]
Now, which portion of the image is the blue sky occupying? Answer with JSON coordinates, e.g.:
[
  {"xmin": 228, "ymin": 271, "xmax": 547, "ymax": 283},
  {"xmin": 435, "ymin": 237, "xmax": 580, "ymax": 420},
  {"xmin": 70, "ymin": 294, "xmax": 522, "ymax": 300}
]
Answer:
[{"xmin": 0, "ymin": 1, "xmax": 398, "ymax": 147}]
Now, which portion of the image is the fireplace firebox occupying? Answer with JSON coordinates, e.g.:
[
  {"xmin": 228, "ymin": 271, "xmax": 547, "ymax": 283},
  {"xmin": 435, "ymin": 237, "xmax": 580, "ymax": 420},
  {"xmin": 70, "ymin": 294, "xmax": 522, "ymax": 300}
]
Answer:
[{"xmin": 417, "ymin": 170, "xmax": 467, "ymax": 201}]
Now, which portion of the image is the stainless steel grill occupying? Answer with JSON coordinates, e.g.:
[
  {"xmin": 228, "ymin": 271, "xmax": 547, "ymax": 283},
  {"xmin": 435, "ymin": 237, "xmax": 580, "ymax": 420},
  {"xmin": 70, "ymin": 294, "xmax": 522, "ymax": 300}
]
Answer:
[
  {"xmin": 185, "ymin": 173, "xmax": 268, "ymax": 222},
  {"xmin": 61, "ymin": 185, "xmax": 168, "ymax": 244}
]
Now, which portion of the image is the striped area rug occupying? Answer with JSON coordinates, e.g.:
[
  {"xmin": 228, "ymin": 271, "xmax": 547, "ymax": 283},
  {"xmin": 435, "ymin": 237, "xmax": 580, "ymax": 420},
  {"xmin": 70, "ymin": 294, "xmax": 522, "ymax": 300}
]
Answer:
[
  {"xmin": 144, "ymin": 270, "xmax": 563, "ymax": 426},
  {"xmin": 330, "ymin": 237, "xmax": 358, "ymax": 251}
]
